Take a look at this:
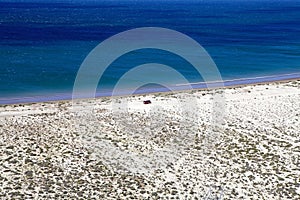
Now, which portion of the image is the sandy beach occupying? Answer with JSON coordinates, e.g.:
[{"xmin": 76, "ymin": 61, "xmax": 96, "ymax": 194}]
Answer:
[{"xmin": 0, "ymin": 80, "xmax": 299, "ymax": 199}]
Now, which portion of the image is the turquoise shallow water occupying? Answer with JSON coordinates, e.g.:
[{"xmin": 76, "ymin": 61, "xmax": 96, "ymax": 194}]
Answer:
[{"xmin": 0, "ymin": 0, "xmax": 300, "ymax": 103}]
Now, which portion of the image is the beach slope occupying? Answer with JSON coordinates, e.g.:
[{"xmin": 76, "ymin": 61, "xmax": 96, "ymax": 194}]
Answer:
[{"xmin": 0, "ymin": 80, "xmax": 299, "ymax": 199}]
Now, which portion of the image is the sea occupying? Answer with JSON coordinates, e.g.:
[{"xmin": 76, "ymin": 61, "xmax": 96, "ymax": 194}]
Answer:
[{"xmin": 1, "ymin": 0, "xmax": 300, "ymax": 104}]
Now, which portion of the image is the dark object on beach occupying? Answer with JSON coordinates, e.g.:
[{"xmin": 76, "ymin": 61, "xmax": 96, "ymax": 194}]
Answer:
[{"xmin": 143, "ymin": 100, "xmax": 151, "ymax": 104}]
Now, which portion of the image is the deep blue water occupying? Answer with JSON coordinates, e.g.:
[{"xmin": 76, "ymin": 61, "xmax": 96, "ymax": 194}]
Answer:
[{"xmin": 1, "ymin": 0, "xmax": 300, "ymax": 103}]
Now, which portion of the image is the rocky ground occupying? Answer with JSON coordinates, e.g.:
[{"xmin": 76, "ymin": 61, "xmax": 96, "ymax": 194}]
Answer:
[{"xmin": 0, "ymin": 80, "xmax": 299, "ymax": 199}]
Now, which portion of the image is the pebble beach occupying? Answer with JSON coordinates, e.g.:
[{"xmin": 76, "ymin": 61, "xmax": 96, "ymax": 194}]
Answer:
[{"xmin": 0, "ymin": 80, "xmax": 299, "ymax": 199}]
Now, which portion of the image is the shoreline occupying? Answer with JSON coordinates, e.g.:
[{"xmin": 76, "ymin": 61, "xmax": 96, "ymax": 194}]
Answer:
[
  {"xmin": 0, "ymin": 78, "xmax": 299, "ymax": 199},
  {"xmin": 0, "ymin": 72, "xmax": 300, "ymax": 105}
]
